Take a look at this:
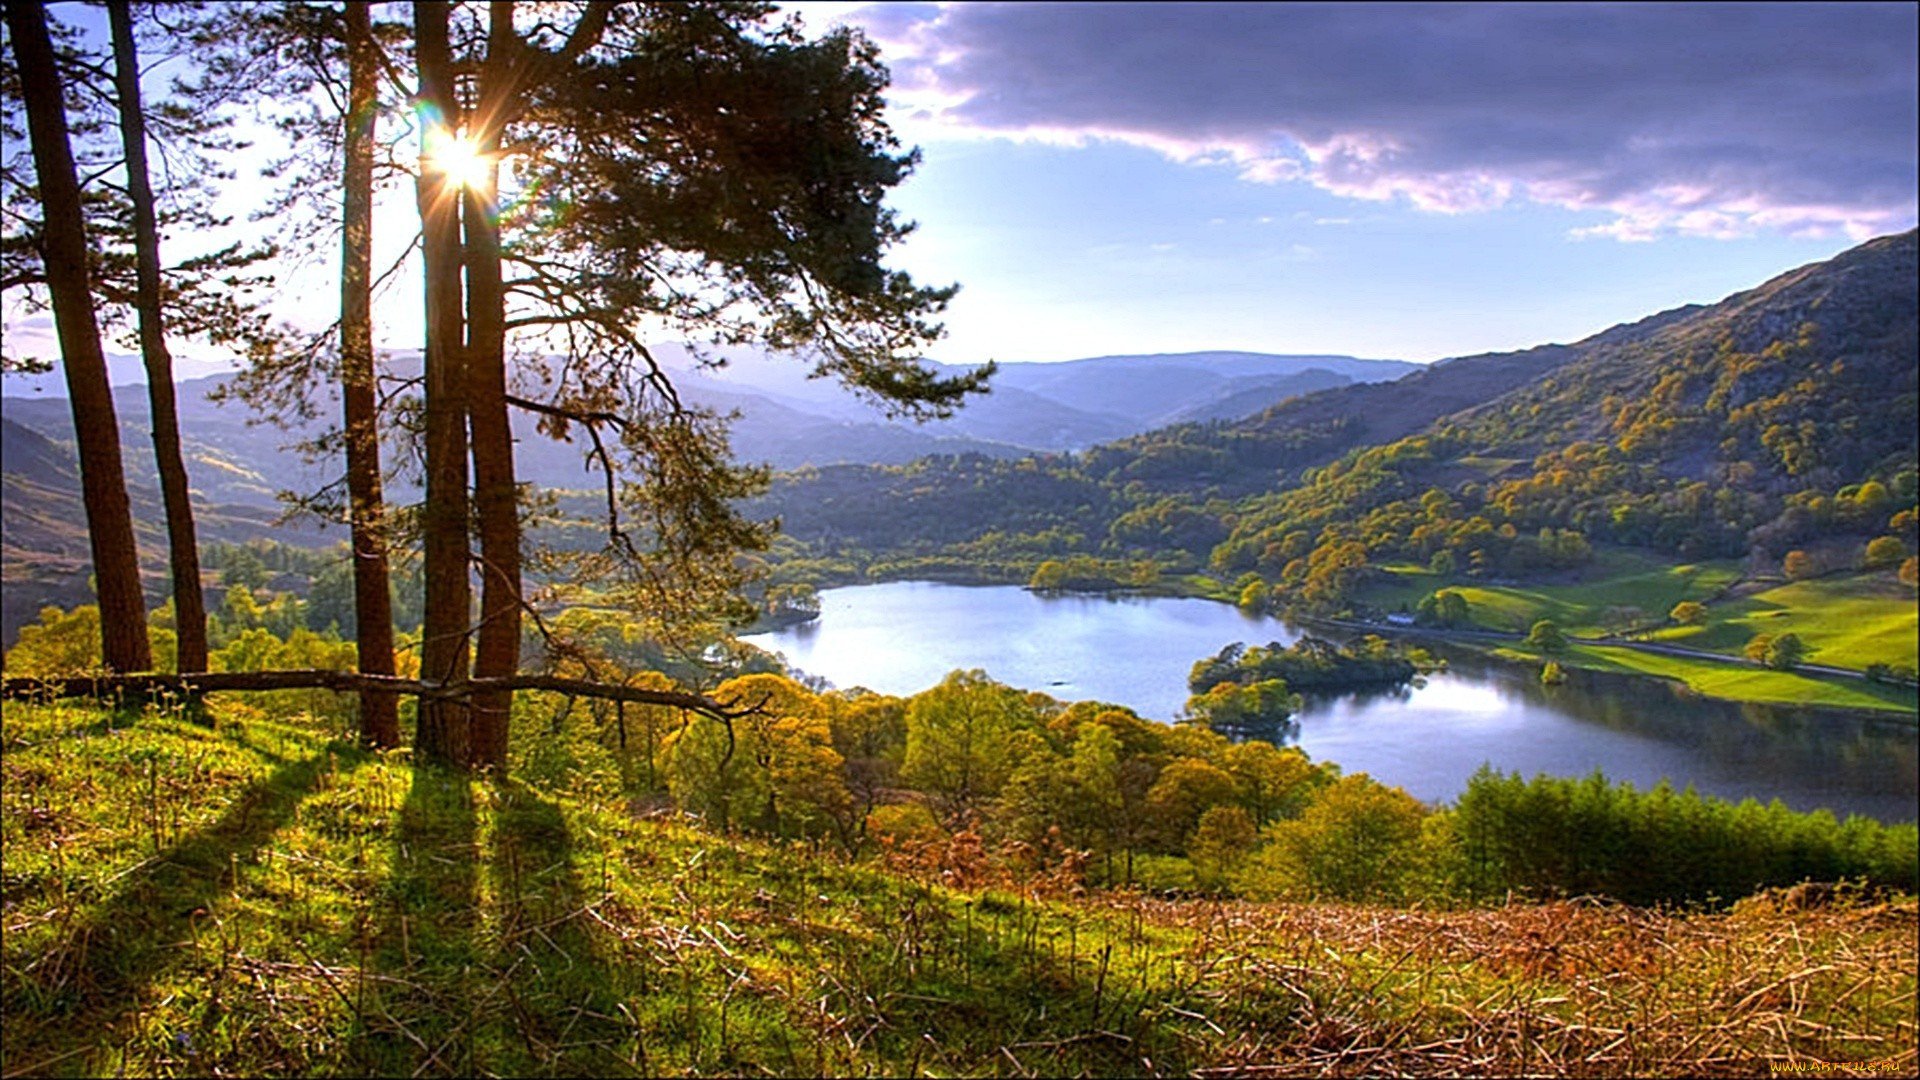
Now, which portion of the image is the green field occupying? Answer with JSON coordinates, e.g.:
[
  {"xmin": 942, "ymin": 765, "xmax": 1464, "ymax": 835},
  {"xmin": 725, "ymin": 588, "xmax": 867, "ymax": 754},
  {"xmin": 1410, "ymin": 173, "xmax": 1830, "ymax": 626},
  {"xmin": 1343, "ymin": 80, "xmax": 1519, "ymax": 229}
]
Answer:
[
  {"xmin": 1494, "ymin": 642, "xmax": 1920, "ymax": 715},
  {"xmin": 1363, "ymin": 548, "xmax": 1744, "ymax": 635},
  {"xmin": 1645, "ymin": 572, "xmax": 1919, "ymax": 673},
  {"xmin": 1361, "ymin": 548, "xmax": 1917, "ymax": 715}
]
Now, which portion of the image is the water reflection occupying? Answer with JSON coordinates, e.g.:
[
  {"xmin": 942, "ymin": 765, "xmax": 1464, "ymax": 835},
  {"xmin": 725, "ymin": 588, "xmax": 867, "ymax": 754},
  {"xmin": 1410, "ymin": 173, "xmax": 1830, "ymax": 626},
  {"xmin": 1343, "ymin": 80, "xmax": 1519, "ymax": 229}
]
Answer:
[{"xmin": 744, "ymin": 582, "xmax": 1918, "ymax": 823}]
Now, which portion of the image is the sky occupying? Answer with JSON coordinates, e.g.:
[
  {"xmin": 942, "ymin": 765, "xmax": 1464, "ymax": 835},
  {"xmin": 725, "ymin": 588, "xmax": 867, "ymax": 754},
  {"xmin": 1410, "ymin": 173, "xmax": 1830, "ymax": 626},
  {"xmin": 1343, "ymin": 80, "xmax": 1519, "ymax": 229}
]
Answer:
[
  {"xmin": 4, "ymin": 1, "xmax": 1916, "ymax": 380},
  {"xmin": 792, "ymin": 1, "xmax": 1918, "ymax": 363}
]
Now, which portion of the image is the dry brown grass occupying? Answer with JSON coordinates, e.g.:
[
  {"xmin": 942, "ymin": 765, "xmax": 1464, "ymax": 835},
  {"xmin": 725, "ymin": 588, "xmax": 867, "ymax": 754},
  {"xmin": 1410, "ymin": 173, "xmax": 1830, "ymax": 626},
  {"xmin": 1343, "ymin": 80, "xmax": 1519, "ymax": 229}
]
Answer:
[{"xmin": 1101, "ymin": 891, "xmax": 1918, "ymax": 1078}]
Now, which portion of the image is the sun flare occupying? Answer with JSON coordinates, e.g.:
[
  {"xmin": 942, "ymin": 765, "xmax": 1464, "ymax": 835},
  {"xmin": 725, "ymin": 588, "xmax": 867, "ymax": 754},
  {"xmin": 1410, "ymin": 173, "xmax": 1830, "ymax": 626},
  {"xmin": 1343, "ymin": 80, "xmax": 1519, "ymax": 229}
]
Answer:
[{"xmin": 425, "ymin": 127, "xmax": 492, "ymax": 192}]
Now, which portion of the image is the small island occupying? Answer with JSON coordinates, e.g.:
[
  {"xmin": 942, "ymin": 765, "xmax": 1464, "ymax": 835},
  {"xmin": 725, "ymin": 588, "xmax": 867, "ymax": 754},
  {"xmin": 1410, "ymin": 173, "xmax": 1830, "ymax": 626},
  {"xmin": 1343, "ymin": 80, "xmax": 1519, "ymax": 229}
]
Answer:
[{"xmin": 1185, "ymin": 635, "xmax": 1442, "ymax": 730}]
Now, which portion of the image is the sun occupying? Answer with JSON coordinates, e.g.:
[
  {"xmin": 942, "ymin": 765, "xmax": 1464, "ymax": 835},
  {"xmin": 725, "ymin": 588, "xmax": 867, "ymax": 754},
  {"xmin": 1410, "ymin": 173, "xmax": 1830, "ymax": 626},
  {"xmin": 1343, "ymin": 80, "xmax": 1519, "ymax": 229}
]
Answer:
[{"xmin": 425, "ymin": 126, "xmax": 492, "ymax": 192}]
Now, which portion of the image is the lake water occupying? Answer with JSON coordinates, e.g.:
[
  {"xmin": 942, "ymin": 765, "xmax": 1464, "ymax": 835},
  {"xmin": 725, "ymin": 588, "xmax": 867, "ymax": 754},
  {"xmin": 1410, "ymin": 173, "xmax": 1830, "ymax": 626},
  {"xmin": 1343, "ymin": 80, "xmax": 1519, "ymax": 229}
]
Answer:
[{"xmin": 743, "ymin": 581, "xmax": 1919, "ymax": 823}]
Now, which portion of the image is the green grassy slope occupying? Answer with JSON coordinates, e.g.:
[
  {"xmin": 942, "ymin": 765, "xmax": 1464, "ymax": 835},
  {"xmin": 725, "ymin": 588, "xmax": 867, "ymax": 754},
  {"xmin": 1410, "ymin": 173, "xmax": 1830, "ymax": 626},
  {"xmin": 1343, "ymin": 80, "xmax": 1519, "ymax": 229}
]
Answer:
[
  {"xmin": 1364, "ymin": 549, "xmax": 1743, "ymax": 635},
  {"xmin": 3, "ymin": 699, "xmax": 1915, "ymax": 1077},
  {"xmin": 1647, "ymin": 572, "xmax": 1919, "ymax": 671}
]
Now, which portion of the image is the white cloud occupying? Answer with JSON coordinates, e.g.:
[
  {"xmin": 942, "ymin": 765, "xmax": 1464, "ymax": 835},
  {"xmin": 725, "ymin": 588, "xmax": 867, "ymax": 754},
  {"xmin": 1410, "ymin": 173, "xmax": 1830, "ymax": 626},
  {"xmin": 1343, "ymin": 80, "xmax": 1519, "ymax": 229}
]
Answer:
[{"xmin": 863, "ymin": 3, "xmax": 1918, "ymax": 241}]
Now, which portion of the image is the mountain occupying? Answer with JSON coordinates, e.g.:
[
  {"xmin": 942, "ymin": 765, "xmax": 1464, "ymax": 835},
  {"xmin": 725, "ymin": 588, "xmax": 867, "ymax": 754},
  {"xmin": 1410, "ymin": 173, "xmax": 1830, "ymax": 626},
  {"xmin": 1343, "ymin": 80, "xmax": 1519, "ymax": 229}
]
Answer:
[
  {"xmin": 755, "ymin": 231, "xmax": 1920, "ymax": 584},
  {"xmin": 0, "ymin": 344, "xmax": 1414, "ymax": 644},
  {"xmin": 0, "ymin": 416, "xmax": 328, "ymax": 647},
  {"xmin": 650, "ymin": 344, "xmax": 1415, "ymax": 452}
]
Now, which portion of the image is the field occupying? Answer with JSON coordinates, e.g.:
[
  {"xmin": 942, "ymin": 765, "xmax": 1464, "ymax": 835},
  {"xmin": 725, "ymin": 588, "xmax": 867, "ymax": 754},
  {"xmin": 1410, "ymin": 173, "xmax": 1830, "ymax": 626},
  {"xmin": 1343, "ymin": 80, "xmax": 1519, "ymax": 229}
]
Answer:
[
  {"xmin": 1493, "ymin": 644, "xmax": 1920, "ymax": 713},
  {"xmin": 3, "ymin": 698, "xmax": 1915, "ymax": 1077},
  {"xmin": 1644, "ymin": 572, "xmax": 1920, "ymax": 672},
  {"xmin": 1362, "ymin": 548, "xmax": 1745, "ymax": 636},
  {"xmin": 1362, "ymin": 550, "xmax": 1918, "ymax": 714}
]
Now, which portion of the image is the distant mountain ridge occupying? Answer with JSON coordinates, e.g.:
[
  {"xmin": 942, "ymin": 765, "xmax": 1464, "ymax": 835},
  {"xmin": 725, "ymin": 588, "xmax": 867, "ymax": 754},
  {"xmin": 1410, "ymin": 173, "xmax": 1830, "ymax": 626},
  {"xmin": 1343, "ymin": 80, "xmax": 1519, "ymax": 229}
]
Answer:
[
  {"xmin": 754, "ymin": 230, "xmax": 1920, "ymax": 579},
  {"xmin": 0, "ymin": 346, "xmax": 1413, "ymax": 644}
]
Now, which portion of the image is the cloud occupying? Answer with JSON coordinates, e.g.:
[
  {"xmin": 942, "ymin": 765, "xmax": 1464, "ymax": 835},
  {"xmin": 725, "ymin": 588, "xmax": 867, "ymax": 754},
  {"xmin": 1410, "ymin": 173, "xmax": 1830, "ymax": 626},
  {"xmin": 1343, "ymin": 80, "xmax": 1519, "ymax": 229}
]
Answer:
[{"xmin": 863, "ymin": 2, "xmax": 1918, "ymax": 240}]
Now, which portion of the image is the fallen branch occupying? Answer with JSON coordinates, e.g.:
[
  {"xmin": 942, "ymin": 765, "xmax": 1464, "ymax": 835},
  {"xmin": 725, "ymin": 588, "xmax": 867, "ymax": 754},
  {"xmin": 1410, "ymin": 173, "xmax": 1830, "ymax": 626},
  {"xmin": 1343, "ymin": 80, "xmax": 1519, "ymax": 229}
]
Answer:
[{"xmin": 1, "ymin": 670, "xmax": 744, "ymax": 718}]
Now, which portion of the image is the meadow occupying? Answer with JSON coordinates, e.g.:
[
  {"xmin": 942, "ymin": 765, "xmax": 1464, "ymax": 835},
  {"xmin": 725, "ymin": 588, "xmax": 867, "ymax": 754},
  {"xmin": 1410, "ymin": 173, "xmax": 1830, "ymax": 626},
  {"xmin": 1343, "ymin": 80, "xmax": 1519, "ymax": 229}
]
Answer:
[{"xmin": 3, "ymin": 697, "xmax": 1914, "ymax": 1077}]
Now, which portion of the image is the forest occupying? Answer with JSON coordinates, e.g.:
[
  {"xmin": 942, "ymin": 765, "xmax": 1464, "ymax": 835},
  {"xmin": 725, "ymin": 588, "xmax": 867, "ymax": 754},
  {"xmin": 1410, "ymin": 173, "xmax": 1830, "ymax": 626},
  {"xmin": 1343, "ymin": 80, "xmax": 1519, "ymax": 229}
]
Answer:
[{"xmin": 1, "ymin": 1, "xmax": 1916, "ymax": 1076}]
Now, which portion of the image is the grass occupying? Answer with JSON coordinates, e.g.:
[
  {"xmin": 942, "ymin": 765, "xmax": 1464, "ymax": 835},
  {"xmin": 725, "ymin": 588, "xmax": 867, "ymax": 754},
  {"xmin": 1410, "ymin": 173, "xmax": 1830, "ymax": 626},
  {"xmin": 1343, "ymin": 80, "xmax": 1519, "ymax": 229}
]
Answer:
[
  {"xmin": 1646, "ymin": 572, "xmax": 1919, "ymax": 673},
  {"xmin": 1365, "ymin": 548, "xmax": 1744, "ymax": 636},
  {"xmin": 1362, "ymin": 548, "xmax": 1917, "ymax": 714},
  {"xmin": 1495, "ymin": 643, "xmax": 1920, "ymax": 715},
  {"xmin": 4, "ymin": 698, "xmax": 1916, "ymax": 1077}
]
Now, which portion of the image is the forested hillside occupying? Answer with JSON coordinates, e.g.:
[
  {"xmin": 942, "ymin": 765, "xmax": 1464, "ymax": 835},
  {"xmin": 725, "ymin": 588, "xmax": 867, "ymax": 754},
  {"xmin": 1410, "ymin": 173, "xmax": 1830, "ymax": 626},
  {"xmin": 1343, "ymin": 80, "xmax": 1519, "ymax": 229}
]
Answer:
[{"xmin": 756, "ymin": 231, "xmax": 1920, "ymax": 607}]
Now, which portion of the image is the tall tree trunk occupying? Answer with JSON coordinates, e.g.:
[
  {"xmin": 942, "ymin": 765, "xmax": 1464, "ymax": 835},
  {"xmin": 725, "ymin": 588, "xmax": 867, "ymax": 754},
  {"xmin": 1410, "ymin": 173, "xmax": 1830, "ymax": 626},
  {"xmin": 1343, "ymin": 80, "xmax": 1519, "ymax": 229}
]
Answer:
[
  {"xmin": 108, "ymin": 0, "xmax": 207, "ymax": 675},
  {"xmin": 464, "ymin": 0, "xmax": 522, "ymax": 770},
  {"xmin": 340, "ymin": 0, "xmax": 399, "ymax": 748},
  {"xmin": 413, "ymin": 0, "xmax": 471, "ymax": 766},
  {"xmin": 8, "ymin": 0, "xmax": 151, "ymax": 672}
]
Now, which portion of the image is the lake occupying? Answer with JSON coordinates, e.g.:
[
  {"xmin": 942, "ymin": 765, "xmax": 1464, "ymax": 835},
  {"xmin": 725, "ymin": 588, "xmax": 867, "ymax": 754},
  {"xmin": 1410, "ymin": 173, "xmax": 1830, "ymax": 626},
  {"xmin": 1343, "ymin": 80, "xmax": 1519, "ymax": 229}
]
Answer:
[{"xmin": 743, "ymin": 581, "xmax": 1919, "ymax": 823}]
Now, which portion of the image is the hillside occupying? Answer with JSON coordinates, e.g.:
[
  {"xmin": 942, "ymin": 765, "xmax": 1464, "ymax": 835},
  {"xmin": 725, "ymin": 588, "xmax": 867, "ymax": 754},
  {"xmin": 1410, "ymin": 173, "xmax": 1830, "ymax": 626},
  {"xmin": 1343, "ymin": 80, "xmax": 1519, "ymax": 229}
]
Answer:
[
  {"xmin": 755, "ymin": 232, "xmax": 1919, "ymax": 592},
  {"xmin": 1215, "ymin": 229, "xmax": 1919, "ymax": 572},
  {"xmin": 0, "ymin": 419, "xmax": 329, "ymax": 648},
  {"xmin": 0, "ymin": 346, "xmax": 1411, "ymax": 645},
  {"xmin": 3, "ymin": 698, "xmax": 1912, "ymax": 1077}
]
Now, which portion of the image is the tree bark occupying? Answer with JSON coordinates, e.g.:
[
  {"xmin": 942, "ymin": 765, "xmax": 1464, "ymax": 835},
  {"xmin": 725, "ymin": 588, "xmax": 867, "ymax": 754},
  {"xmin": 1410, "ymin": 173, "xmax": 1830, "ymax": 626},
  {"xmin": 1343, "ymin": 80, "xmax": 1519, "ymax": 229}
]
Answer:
[
  {"xmin": 339, "ymin": 0, "xmax": 400, "ymax": 748},
  {"xmin": 108, "ymin": 0, "xmax": 207, "ymax": 675},
  {"xmin": 8, "ymin": 0, "xmax": 151, "ymax": 673},
  {"xmin": 463, "ymin": 0, "xmax": 521, "ymax": 770},
  {"xmin": 414, "ymin": 0, "xmax": 471, "ymax": 765}
]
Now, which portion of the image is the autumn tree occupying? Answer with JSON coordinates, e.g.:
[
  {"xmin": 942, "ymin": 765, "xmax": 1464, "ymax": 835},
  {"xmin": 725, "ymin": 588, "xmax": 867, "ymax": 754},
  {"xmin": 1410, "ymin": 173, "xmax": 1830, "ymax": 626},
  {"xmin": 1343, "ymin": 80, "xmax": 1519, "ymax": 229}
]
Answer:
[
  {"xmin": 1783, "ymin": 549, "xmax": 1816, "ymax": 581},
  {"xmin": 1669, "ymin": 600, "xmax": 1707, "ymax": 625}
]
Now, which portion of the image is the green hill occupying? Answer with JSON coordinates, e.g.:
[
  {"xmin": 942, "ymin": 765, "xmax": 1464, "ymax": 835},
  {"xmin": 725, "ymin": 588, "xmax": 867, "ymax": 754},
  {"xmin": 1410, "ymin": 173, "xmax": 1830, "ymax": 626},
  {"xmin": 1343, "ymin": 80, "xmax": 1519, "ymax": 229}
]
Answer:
[{"xmin": 3, "ymin": 698, "xmax": 1913, "ymax": 1077}]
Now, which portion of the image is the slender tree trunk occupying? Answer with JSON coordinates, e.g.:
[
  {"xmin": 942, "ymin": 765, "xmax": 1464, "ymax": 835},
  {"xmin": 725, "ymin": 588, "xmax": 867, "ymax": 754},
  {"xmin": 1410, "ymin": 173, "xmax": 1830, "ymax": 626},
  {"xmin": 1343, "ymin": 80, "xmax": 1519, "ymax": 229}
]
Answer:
[
  {"xmin": 464, "ymin": 0, "xmax": 523, "ymax": 770},
  {"xmin": 8, "ymin": 0, "xmax": 151, "ymax": 672},
  {"xmin": 414, "ymin": 0, "xmax": 471, "ymax": 766},
  {"xmin": 108, "ymin": 0, "xmax": 207, "ymax": 675},
  {"xmin": 340, "ymin": 0, "xmax": 399, "ymax": 748}
]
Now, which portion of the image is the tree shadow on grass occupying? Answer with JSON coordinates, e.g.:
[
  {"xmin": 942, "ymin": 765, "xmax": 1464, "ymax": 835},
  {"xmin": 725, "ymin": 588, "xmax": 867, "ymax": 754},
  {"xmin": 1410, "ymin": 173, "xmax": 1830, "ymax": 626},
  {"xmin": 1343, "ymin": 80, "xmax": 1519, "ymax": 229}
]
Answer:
[
  {"xmin": 348, "ymin": 760, "xmax": 479, "ymax": 1077},
  {"xmin": 350, "ymin": 774, "xmax": 641, "ymax": 1077},
  {"xmin": 3, "ymin": 745, "xmax": 358, "ymax": 1076},
  {"xmin": 473, "ymin": 778, "xmax": 639, "ymax": 1076}
]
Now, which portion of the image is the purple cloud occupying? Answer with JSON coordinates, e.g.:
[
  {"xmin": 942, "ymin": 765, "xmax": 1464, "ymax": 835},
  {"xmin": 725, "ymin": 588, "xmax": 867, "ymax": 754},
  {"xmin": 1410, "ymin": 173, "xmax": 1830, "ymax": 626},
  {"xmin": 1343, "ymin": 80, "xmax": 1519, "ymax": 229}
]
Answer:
[{"xmin": 863, "ymin": 2, "xmax": 1918, "ymax": 240}]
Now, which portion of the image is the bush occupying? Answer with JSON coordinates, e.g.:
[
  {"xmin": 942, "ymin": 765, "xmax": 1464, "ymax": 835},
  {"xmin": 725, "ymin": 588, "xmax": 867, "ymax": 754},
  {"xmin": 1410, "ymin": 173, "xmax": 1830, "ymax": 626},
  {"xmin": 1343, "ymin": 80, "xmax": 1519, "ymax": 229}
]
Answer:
[{"xmin": 1862, "ymin": 536, "xmax": 1906, "ymax": 569}]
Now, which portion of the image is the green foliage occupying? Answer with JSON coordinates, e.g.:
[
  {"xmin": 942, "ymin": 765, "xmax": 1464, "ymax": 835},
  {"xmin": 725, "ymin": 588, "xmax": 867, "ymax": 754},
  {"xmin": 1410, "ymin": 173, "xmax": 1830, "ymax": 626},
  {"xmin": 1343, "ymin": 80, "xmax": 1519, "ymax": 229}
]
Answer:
[
  {"xmin": 1416, "ymin": 588, "xmax": 1470, "ymax": 627},
  {"xmin": 1242, "ymin": 775, "xmax": 1431, "ymax": 903},
  {"xmin": 1183, "ymin": 678, "xmax": 1300, "ymax": 731},
  {"xmin": 1524, "ymin": 619, "xmax": 1568, "ymax": 653},
  {"xmin": 1451, "ymin": 768, "xmax": 1919, "ymax": 906},
  {"xmin": 1863, "ymin": 535, "xmax": 1907, "ymax": 569},
  {"xmin": 1188, "ymin": 636, "xmax": 1422, "ymax": 696},
  {"xmin": 901, "ymin": 670, "xmax": 1032, "ymax": 820},
  {"xmin": 4, "ymin": 604, "xmax": 107, "ymax": 677},
  {"xmin": 1189, "ymin": 805, "xmax": 1256, "ymax": 893}
]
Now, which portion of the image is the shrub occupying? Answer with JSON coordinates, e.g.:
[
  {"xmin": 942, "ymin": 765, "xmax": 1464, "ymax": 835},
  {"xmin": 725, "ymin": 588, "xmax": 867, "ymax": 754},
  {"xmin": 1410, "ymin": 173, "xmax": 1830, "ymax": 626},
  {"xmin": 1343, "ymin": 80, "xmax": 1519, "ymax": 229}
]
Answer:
[{"xmin": 1862, "ymin": 536, "xmax": 1906, "ymax": 569}]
